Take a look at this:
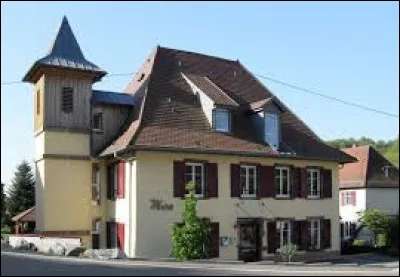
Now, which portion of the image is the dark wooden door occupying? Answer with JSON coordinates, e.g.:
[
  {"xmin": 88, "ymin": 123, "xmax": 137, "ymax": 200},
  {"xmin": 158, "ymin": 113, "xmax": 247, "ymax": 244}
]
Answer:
[{"xmin": 238, "ymin": 220, "xmax": 262, "ymax": 262}]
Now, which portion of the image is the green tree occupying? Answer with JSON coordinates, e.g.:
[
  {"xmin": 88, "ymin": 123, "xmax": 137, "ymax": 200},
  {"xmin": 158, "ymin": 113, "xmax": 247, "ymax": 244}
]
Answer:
[
  {"xmin": 1, "ymin": 183, "xmax": 6, "ymax": 225},
  {"xmin": 7, "ymin": 161, "xmax": 35, "ymax": 219},
  {"xmin": 359, "ymin": 209, "xmax": 390, "ymax": 246},
  {"xmin": 171, "ymin": 182, "xmax": 210, "ymax": 261},
  {"xmin": 384, "ymin": 138, "xmax": 399, "ymax": 167}
]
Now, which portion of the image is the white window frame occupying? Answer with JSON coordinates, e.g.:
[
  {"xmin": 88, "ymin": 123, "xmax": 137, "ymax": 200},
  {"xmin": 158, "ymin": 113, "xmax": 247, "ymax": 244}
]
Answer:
[
  {"xmin": 92, "ymin": 219, "xmax": 101, "ymax": 235},
  {"xmin": 264, "ymin": 112, "xmax": 279, "ymax": 149},
  {"xmin": 344, "ymin": 191, "xmax": 353, "ymax": 205},
  {"xmin": 92, "ymin": 164, "xmax": 101, "ymax": 204},
  {"xmin": 185, "ymin": 163, "xmax": 205, "ymax": 198},
  {"xmin": 240, "ymin": 165, "xmax": 257, "ymax": 198},
  {"xmin": 275, "ymin": 166, "xmax": 290, "ymax": 197},
  {"xmin": 309, "ymin": 219, "xmax": 321, "ymax": 249},
  {"xmin": 343, "ymin": 222, "xmax": 352, "ymax": 238},
  {"xmin": 213, "ymin": 108, "xmax": 230, "ymax": 133},
  {"xmin": 277, "ymin": 220, "xmax": 291, "ymax": 249},
  {"xmin": 307, "ymin": 168, "xmax": 321, "ymax": 198}
]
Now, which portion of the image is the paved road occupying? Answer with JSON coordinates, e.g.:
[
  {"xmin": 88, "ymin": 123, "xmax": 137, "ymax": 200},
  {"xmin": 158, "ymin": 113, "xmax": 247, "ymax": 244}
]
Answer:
[{"xmin": 1, "ymin": 251, "xmax": 398, "ymax": 276}]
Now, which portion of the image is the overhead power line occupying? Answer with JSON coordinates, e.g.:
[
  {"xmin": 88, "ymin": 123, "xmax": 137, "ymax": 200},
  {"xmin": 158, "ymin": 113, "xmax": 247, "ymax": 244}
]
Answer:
[
  {"xmin": 255, "ymin": 73, "xmax": 399, "ymax": 118},
  {"xmin": 2, "ymin": 71, "xmax": 398, "ymax": 118}
]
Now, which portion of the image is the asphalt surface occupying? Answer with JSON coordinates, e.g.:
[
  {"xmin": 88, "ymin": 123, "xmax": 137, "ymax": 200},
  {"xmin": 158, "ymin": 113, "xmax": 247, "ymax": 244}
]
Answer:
[{"xmin": 1, "ymin": 251, "xmax": 398, "ymax": 276}]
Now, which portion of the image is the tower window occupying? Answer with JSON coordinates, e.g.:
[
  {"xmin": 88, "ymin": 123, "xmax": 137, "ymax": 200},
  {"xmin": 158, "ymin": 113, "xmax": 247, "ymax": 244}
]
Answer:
[
  {"xmin": 93, "ymin": 112, "xmax": 103, "ymax": 131},
  {"xmin": 36, "ymin": 89, "xmax": 40, "ymax": 115},
  {"xmin": 62, "ymin": 87, "xmax": 73, "ymax": 113}
]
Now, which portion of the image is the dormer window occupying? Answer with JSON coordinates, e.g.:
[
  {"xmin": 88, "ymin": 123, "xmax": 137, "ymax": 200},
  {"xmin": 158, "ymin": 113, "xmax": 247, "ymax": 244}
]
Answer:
[
  {"xmin": 213, "ymin": 108, "xmax": 230, "ymax": 133},
  {"xmin": 265, "ymin": 112, "xmax": 279, "ymax": 149}
]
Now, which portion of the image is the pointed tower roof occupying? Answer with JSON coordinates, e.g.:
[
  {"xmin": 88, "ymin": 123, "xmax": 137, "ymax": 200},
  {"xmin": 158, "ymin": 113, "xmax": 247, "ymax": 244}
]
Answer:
[{"xmin": 23, "ymin": 16, "xmax": 106, "ymax": 83}]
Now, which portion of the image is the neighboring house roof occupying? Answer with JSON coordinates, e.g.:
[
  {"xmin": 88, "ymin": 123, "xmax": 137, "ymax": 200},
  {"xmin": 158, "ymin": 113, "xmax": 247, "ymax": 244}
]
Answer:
[
  {"xmin": 339, "ymin": 145, "xmax": 399, "ymax": 189},
  {"xmin": 11, "ymin": 207, "xmax": 36, "ymax": 223},
  {"xmin": 23, "ymin": 16, "xmax": 106, "ymax": 83},
  {"xmin": 92, "ymin": 90, "xmax": 135, "ymax": 106},
  {"xmin": 97, "ymin": 46, "xmax": 355, "ymax": 163}
]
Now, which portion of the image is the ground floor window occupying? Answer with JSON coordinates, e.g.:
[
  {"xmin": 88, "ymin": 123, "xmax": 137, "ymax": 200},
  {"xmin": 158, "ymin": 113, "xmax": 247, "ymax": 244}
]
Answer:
[
  {"xmin": 343, "ymin": 221, "xmax": 352, "ymax": 238},
  {"xmin": 277, "ymin": 220, "xmax": 291, "ymax": 249},
  {"xmin": 309, "ymin": 219, "xmax": 321, "ymax": 249}
]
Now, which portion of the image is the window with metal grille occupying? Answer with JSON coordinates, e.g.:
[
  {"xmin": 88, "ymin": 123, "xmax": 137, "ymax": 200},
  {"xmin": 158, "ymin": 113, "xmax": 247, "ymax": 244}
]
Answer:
[{"xmin": 62, "ymin": 87, "xmax": 73, "ymax": 113}]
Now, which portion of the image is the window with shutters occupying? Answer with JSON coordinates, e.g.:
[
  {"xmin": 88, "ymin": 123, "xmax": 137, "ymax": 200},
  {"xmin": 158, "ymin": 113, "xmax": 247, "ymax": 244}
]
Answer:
[
  {"xmin": 309, "ymin": 219, "xmax": 321, "ymax": 249},
  {"xmin": 276, "ymin": 220, "xmax": 291, "ymax": 250},
  {"xmin": 264, "ymin": 112, "xmax": 279, "ymax": 150},
  {"xmin": 185, "ymin": 163, "xmax": 205, "ymax": 197},
  {"xmin": 275, "ymin": 166, "xmax": 290, "ymax": 197},
  {"xmin": 343, "ymin": 191, "xmax": 355, "ymax": 205},
  {"xmin": 61, "ymin": 87, "xmax": 73, "ymax": 113},
  {"xmin": 213, "ymin": 108, "xmax": 230, "ymax": 133},
  {"xmin": 307, "ymin": 168, "xmax": 320, "ymax": 198},
  {"xmin": 93, "ymin": 112, "xmax": 103, "ymax": 131},
  {"xmin": 240, "ymin": 165, "xmax": 257, "ymax": 198},
  {"xmin": 92, "ymin": 164, "xmax": 100, "ymax": 204}
]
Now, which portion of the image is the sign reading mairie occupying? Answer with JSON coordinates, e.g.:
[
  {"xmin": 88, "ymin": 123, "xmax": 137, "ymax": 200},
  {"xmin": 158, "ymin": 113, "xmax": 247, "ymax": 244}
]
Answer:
[{"xmin": 149, "ymin": 199, "xmax": 174, "ymax": 211}]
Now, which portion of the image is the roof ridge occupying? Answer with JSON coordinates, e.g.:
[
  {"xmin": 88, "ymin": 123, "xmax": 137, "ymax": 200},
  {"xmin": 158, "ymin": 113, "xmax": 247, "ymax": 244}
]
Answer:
[
  {"xmin": 203, "ymin": 76, "xmax": 238, "ymax": 106},
  {"xmin": 159, "ymin": 46, "xmax": 237, "ymax": 64}
]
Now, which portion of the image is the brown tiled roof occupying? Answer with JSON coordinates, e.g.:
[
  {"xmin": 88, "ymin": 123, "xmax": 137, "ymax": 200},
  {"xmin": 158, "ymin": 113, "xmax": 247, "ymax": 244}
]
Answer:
[
  {"xmin": 339, "ymin": 145, "xmax": 399, "ymax": 189},
  {"xmin": 183, "ymin": 73, "xmax": 238, "ymax": 107},
  {"xmin": 11, "ymin": 206, "xmax": 36, "ymax": 222},
  {"xmin": 100, "ymin": 46, "xmax": 355, "ymax": 163}
]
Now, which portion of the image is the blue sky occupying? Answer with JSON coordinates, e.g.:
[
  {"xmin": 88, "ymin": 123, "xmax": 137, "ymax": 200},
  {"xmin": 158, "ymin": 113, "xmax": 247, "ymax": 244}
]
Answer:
[{"xmin": 1, "ymin": 1, "xmax": 399, "ymax": 186}]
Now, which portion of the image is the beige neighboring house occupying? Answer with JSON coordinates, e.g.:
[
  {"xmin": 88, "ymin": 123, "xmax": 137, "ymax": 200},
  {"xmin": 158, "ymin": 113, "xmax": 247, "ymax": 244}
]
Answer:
[
  {"xmin": 339, "ymin": 145, "xmax": 399, "ymax": 242},
  {"xmin": 23, "ymin": 16, "xmax": 356, "ymax": 261}
]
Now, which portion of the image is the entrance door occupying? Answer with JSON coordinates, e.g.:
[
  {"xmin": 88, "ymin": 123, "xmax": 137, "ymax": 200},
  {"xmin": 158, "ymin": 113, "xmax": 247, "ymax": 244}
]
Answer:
[{"xmin": 238, "ymin": 220, "xmax": 262, "ymax": 262}]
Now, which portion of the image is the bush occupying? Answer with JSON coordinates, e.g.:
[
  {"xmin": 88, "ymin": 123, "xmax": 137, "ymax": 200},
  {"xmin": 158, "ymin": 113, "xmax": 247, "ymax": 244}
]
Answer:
[
  {"xmin": 377, "ymin": 233, "xmax": 388, "ymax": 247},
  {"xmin": 387, "ymin": 213, "xmax": 399, "ymax": 250},
  {"xmin": 171, "ymin": 182, "xmax": 210, "ymax": 261},
  {"xmin": 278, "ymin": 244, "xmax": 297, "ymax": 263},
  {"xmin": 353, "ymin": 240, "xmax": 369, "ymax": 247}
]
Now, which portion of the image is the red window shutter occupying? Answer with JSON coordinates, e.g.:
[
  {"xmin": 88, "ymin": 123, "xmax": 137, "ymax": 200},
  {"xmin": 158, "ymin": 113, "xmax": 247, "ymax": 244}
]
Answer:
[
  {"xmin": 322, "ymin": 219, "xmax": 331, "ymax": 249},
  {"xmin": 259, "ymin": 166, "xmax": 275, "ymax": 198},
  {"xmin": 230, "ymin": 164, "xmax": 240, "ymax": 197},
  {"xmin": 209, "ymin": 222, "xmax": 220, "ymax": 258},
  {"xmin": 301, "ymin": 168, "xmax": 308, "ymax": 198},
  {"xmin": 118, "ymin": 162, "xmax": 125, "ymax": 198},
  {"xmin": 291, "ymin": 167, "xmax": 301, "ymax": 198},
  {"xmin": 267, "ymin": 221, "xmax": 277, "ymax": 253},
  {"xmin": 300, "ymin": 220, "xmax": 309, "ymax": 250},
  {"xmin": 351, "ymin": 191, "xmax": 356, "ymax": 206},
  {"xmin": 107, "ymin": 165, "xmax": 114, "ymax": 200},
  {"xmin": 173, "ymin": 161, "xmax": 185, "ymax": 198},
  {"xmin": 322, "ymin": 169, "xmax": 332, "ymax": 198},
  {"xmin": 117, "ymin": 223, "xmax": 125, "ymax": 251},
  {"xmin": 206, "ymin": 163, "xmax": 218, "ymax": 198}
]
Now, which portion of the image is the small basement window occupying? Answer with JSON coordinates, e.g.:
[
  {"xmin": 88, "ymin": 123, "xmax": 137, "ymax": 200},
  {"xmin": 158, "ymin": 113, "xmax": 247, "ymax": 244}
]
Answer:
[
  {"xmin": 62, "ymin": 87, "xmax": 73, "ymax": 113},
  {"xmin": 213, "ymin": 108, "xmax": 230, "ymax": 133},
  {"xmin": 93, "ymin": 112, "xmax": 103, "ymax": 131}
]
